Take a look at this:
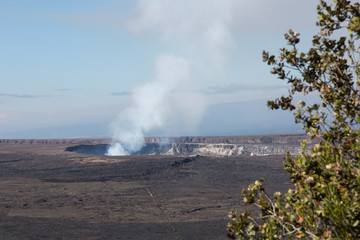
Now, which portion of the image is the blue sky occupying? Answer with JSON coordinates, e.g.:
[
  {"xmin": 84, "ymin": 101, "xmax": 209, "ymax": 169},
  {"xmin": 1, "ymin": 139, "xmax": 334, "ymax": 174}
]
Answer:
[{"xmin": 0, "ymin": 0, "xmax": 319, "ymax": 139}]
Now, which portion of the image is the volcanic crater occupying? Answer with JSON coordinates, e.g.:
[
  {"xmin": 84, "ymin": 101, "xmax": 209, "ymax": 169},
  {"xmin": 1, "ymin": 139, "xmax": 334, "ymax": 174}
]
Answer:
[{"xmin": 65, "ymin": 134, "xmax": 315, "ymax": 156}]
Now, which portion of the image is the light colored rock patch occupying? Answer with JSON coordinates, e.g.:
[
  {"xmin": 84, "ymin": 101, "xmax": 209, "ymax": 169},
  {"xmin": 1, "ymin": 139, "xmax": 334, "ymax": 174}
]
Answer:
[{"xmin": 162, "ymin": 143, "xmax": 305, "ymax": 156}]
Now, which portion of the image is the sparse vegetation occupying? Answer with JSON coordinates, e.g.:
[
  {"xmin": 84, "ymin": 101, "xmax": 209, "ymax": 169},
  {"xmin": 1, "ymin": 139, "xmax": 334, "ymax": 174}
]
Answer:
[{"xmin": 227, "ymin": 0, "xmax": 360, "ymax": 239}]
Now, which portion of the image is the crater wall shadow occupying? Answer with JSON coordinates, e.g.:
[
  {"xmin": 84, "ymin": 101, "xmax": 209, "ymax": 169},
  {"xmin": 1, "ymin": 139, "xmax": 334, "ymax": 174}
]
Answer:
[
  {"xmin": 65, "ymin": 143, "xmax": 166, "ymax": 156},
  {"xmin": 66, "ymin": 144, "xmax": 110, "ymax": 155}
]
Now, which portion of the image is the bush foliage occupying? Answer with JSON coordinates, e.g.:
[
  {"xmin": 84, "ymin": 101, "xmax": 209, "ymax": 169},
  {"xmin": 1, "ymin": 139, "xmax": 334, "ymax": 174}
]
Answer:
[{"xmin": 227, "ymin": 1, "xmax": 360, "ymax": 239}]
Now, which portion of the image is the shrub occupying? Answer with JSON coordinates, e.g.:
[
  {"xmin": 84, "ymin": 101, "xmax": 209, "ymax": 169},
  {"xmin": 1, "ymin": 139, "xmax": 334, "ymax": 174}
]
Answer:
[{"xmin": 227, "ymin": 1, "xmax": 360, "ymax": 239}]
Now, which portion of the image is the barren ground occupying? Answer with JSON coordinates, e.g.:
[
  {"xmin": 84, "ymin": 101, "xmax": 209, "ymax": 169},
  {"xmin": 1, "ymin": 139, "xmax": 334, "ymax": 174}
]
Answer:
[{"xmin": 0, "ymin": 139, "xmax": 292, "ymax": 240}]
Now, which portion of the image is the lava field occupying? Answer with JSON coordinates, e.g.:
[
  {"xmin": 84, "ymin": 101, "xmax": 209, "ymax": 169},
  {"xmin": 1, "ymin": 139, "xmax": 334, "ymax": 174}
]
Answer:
[{"xmin": 0, "ymin": 135, "xmax": 302, "ymax": 239}]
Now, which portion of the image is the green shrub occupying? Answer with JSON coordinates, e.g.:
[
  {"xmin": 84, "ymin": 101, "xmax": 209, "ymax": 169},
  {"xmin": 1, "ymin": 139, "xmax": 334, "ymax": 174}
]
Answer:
[{"xmin": 227, "ymin": 1, "xmax": 360, "ymax": 239}]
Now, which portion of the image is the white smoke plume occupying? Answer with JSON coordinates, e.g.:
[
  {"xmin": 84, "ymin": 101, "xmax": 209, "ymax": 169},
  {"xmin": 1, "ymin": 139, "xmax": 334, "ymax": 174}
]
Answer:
[
  {"xmin": 129, "ymin": 0, "xmax": 240, "ymax": 69},
  {"xmin": 107, "ymin": 0, "xmax": 241, "ymax": 155},
  {"xmin": 107, "ymin": 54, "xmax": 190, "ymax": 155}
]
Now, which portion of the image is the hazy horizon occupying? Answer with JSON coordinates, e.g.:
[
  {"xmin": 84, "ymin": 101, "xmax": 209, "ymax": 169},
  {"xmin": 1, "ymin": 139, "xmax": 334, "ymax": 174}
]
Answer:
[{"xmin": 1, "ymin": 98, "xmax": 303, "ymax": 139}]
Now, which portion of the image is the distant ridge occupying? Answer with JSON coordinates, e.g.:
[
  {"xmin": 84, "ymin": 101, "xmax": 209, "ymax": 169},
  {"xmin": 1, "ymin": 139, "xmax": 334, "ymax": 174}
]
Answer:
[
  {"xmin": 0, "ymin": 134, "xmax": 316, "ymax": 146},
  {"xmin": 145, "ymin": 134, "xmax": 315, "ymax": 144}
]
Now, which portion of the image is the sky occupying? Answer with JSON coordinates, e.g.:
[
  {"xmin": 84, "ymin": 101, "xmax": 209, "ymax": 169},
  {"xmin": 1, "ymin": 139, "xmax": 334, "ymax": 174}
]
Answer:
[{"xmin": 0, "ymin": 0, "xmax": 320, "ymax": 139}]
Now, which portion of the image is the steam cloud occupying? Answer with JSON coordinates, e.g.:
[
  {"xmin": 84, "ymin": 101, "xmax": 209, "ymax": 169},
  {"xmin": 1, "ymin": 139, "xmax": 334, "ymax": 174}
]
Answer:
[
  {"xmin": 107, "ymin": 0, "xmax": 240, "ymax": 156},
  {"xmin": 129, "ymin": 0, "xmax": 240, "ymax": 68},
  {"xmin": 107, "ymin": 54, "xmax": 190, "ymax": 155}
]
